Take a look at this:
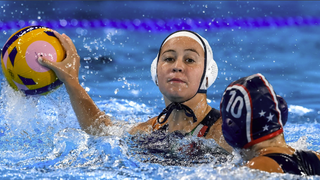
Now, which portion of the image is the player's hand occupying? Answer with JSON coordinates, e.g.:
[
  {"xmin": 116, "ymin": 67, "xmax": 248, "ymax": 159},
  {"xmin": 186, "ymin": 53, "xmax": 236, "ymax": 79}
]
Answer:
[{"xmin": 38, "ymin": 31, "xmax": 80, "ymax": 84}]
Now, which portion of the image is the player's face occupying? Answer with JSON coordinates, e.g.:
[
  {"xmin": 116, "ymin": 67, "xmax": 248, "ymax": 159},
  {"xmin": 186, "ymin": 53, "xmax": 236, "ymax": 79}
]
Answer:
[{"xmin": 157, "ymin": 36, "xmax": 204, "ymax": 102}]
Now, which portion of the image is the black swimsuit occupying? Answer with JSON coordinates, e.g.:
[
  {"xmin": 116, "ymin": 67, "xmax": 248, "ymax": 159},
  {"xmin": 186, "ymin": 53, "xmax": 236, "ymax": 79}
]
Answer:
[
  {"xmin": 130, "ymin": 107, "xmax": 227, "ymax": 166},
  {"xmin": 264, "ymin": 150, "xmax": 320, "ymax": 175}
]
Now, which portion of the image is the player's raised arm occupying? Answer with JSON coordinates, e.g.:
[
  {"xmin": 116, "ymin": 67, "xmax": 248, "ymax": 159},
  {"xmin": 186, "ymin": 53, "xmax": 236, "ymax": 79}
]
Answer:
[{"xmin": 38, "ymin": 31, "xmax": 112, "ymax": 135}]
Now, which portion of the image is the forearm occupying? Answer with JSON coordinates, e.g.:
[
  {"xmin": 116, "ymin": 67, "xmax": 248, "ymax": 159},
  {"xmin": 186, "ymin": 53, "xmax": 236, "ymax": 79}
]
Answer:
[
  {"xmin": 37, "ymin": 31, "xmax": 113, "ymax": 135},
  {"xmin": 64, "ymin": 80, "xmax": 112, "ymax": 134}
]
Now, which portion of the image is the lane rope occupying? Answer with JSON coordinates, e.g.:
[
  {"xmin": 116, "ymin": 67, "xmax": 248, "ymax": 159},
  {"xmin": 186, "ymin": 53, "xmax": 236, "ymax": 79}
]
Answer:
[{"xmin": 0, "ymin": 16, "xmax": 319, "ymax": 31}]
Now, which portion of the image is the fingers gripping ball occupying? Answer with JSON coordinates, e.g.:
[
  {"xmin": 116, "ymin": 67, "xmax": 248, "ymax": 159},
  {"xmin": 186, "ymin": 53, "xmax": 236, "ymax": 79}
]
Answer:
[{"xmin": 1, "ymin": 26, "xmax": 65, "ymax": 95}]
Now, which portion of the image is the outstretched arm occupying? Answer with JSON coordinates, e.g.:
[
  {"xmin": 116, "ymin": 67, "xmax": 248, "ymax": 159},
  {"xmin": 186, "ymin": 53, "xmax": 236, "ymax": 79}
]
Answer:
[{"xmin": 38, "ymin": 31, "xmax": 112, "ymax": 134}]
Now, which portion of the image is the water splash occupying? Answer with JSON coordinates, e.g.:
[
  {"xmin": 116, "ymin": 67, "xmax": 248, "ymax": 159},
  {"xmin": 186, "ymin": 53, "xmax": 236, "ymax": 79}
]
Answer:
[{"xmin": 289, "ymin": 105, "xmax": 313, "ymax": 116}]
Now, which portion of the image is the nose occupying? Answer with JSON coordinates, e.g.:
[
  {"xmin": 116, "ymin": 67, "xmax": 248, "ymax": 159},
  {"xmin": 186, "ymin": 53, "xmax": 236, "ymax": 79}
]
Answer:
[
  {"xmin": 173, "ymin": 67, "xmax": 182, "ymax": 72},
  {"xmin": 172, "ymin": 58, "xmax": 184, "ymax": 73}
]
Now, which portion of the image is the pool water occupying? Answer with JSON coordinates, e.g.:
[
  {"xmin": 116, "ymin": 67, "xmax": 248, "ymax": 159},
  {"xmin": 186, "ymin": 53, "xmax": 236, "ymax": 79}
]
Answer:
[{"xmin": 1, "ymin": 1, "xmax": 320, "ymax": 179}]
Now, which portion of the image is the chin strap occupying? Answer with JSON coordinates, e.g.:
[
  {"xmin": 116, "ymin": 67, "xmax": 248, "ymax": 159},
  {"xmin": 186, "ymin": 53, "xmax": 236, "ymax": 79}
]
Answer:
[{"xmin": 157, "ymin": 102, "xmax": 197, "ymax": 124}]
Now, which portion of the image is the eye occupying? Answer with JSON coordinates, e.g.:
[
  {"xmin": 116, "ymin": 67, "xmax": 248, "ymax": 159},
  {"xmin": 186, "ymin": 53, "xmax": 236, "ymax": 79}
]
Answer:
[
  {"xmin": 164, "ymin": 57, "xmax": 174, "ymax": 62},
  {"xmin": 185, "ymin": 58, "xmax": 195, "ymax": 63}
]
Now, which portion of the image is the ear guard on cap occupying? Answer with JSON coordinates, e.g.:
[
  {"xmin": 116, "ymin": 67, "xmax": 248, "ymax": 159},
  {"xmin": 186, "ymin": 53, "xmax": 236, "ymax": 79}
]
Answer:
[
  {"xmin": 198, "ymin": 36, "xmax": 218, "ymax": 93},
  {"xmin": 222, "ymin": 118, "xmax": 245, "ymax": 149},
  {"xmin": 277, "ymin": 95, "xmax": 288, "ymax": 126},
  {"xmin": 198, "ymin": 52, "xmax": 218, "ymax": 92},
  {"xmin": 151, "ymin": 56, "xmax": 158, "ymax": 85}
]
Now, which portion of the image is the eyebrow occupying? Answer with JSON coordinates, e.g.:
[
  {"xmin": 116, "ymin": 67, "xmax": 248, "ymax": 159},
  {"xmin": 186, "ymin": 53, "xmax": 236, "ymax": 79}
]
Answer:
[
  {"xmin": 161, "ymin": 49, "xmax": 175, "ymax": 55},
  {"xmin": 161, "ymin": 49, "xmax": 200, "ymax": 56},
  {"xmin": 185, "ymin": 48, "xmax": 200, "ymax": 56}
]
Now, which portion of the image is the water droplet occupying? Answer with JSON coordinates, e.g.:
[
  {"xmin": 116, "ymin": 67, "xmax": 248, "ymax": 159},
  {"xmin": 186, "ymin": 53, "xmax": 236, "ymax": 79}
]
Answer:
[
  {"xmin": 84, "ymin": 87, "xmax": 90, "ymax": 92},
  {"xmin": 83, "ymin": 57, "xmax": 91, "ymax": 61},
  {"xmin": 114, "ymin": 88, "xmax": 119, "ymax": 94}
]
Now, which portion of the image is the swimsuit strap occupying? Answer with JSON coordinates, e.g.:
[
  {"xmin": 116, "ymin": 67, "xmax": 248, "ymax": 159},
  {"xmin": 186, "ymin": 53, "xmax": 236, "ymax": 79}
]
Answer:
[
  {"xmin": 154, "ymin": 108, "xmax": 220, "ymax": 138},
  {"xmin": 189, "ymin": 108, "xmax": 220, "ymax": 137}
]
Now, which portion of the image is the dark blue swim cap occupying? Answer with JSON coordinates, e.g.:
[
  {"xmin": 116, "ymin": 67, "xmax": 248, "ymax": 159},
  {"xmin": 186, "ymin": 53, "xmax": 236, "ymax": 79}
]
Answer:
[{"xmin": 220, "ymin": 73, "xmax": 288, "ymax": 149}]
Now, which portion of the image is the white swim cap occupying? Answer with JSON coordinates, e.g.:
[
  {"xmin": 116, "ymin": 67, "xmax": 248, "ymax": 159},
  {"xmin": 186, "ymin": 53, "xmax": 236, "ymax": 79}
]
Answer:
[{"xmin": 150, "ymin": 30, "xmax": 218, "ymax": 93}]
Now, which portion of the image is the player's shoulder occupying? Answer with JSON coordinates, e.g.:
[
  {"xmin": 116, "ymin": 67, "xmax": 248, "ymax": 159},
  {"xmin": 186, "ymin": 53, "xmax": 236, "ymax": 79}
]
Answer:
[
  {"xmin": 129, "ymin": 116, "xmax": 157, "ymax": 135},
  {"xmin": 246, "ymin": 155, "xmax": 284, "ymax": 173}
]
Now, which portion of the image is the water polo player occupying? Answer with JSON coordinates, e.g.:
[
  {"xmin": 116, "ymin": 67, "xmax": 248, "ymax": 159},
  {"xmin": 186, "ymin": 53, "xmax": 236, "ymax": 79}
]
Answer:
[
  {"xmin": 37, "ymin": 30, "xmax": 232, "ymax": 153},
  {"xmin": 220, "ymin": 73, "xmax": 320, "ymax": 175}
]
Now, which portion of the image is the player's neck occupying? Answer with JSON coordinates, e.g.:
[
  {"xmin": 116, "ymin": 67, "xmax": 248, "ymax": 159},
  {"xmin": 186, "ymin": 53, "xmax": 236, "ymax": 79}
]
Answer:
[
  {"xmin": 164, "ymin": 94, "xmax": 211, "ymax": 133},
  {"xmin": 252, "ymin": 135, "xmax": 294, "ymax": 156}
]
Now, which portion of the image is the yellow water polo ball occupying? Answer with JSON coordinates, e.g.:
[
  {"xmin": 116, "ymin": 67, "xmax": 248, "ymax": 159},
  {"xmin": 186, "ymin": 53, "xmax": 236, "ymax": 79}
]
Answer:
[{"xmin": 1, "ymin": 26, "xmax": 65, "ymax": 95}]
